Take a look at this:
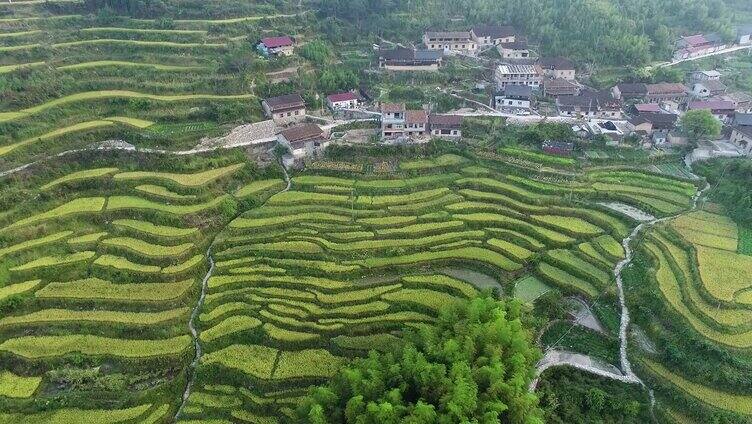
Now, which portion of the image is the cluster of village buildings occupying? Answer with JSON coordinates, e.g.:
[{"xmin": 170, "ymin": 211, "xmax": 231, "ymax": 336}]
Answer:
[{"xmin": 250, "ymin": 24, "xmax": 752, "ymax": 163}]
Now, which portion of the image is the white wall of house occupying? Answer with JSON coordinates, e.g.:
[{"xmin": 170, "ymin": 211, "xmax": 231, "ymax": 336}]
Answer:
[
  {"xmin": 543, "ymin": 69, "xmax": 575, "ymax": 80},
  {"xmin": 495, "ymin": 96, "xmax": 531, "ymax": 110},
  {"xmin": 422, "ymin": 35, "xmax": 477, "ymax": 54},
  {"xmin": 263, "ymin": 103, "xmax": 306, "ymax": 124},
  {"xmin": 730, "ymin": 129, "xmax": 752, "ymax": 154},
  {"xmin": 328, "ymin": 99, "xmax": 358, "ymax": 110},
  {"xmin": 432, "ymin": 128, "xmax": 461, "ymax": 137}
]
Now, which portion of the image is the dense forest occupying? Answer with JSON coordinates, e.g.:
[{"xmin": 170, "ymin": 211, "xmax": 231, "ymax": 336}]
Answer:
[
  {"xmin": 694, "ymin": 159, "xmax": 752, "ymax": 227},
  {"xmin": 316, "ymin": 0, "xmax": 747, "ymax": 66},
  {"xmin": 11, "ymin": 0, "xmax": 751, "ymax": 67}
]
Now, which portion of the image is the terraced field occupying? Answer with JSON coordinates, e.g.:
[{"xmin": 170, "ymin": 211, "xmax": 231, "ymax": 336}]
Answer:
[
  {"xmin": 174, "ymin": 154, "xmax": 701, "ymax": 422},
  {"xmin": 0, "ymin": 153, "xmax": 260, "ymax": 421},
  {"xmin": 0, "ymin": 2, "xmax": 307, "ymax": 163},
  {"xmin": 636, "ymin": 207, "xmax": 752, "ymax": 420}
]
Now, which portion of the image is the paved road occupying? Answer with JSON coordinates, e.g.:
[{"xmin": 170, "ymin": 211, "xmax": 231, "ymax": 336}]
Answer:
[{"xmin": 647, "ymin": 44, "xmax": 752, "ymax": 70}]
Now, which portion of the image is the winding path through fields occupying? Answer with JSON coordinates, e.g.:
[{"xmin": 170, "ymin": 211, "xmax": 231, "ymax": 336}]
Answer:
[
  {"xmin": 174, "ymin": 162, "xmax": 291, "ymax": 420},
  {"xmin": 531, "ymin": 162, "xmax": 710, "ymax": 393}
]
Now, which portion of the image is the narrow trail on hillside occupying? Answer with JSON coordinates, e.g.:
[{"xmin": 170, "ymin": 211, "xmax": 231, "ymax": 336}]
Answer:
[
  {"xmin": 174, "ymin": 162, "xmax": 291, "ymax": 421},
  {"xmin": 531, "ymin": 160, "xmax": 710, "ymax": 392}
]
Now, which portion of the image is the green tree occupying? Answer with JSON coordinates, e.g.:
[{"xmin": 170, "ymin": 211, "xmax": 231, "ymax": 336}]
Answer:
[
  {"xmin": 679, "ymin": 109, "xmax": 722, "ymax": 144},
  {"xmin": 297, "ymin": 295, "xmax": 543, "ymax": 423}
]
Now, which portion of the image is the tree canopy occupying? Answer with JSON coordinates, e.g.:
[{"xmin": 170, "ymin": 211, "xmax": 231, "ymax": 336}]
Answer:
[
  {"xmin": 316, "ymin": 0, "xmax": 734, "ymax": 66},
  {"xmin": 296, "ymin": 295, "xmax": 543, "ymax": 424},
  {"xmin": 679, "ymin": 109, "xmax": 722, "ymax": 144},
  {"xmin": 695, "ymin": 159, "xmax": 752, "ymax": 227}
]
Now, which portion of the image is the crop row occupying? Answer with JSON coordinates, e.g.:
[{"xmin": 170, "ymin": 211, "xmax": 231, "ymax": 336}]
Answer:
[
  {"xmin": 644, "ymin": 241, "xmax": 752, "ymax": 348},
  {"xmin": 641, "ymin": 359, "xmax": 752, "ymax": 415},
  {"xmin": 202, "ymin": 343, "xmax": 343, "ymax": 381},
  {"xmin": 651, "ymin": 232, "xmax": 752, "ymax": 330},
  {"xmin": 113, "ymin": 163, "xmax": 244, "ymax": 187},
  {"xmin": 36, "ymin": 277, "xmax": 194, "ymax": 303},
  {"xmin": 0, "ymin": 334, "xmax": 192, "ymax": 359},
  {"xmin": 0, "ymin": 307, "xmax": 189, "ymax": 328}
]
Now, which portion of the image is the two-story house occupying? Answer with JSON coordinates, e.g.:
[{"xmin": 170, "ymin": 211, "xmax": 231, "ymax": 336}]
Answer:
[
  {"xmin": 539, "ymin": 57, "xmax": 575, "ymax": 80},
  {"xmin": 497, "ymin": 39, "xmax": 530, "ymax": 59},
  {"xmin": 404, "ymin": 110, "xmax": 428, "ymax": 137},
  {"xmin": 611, "ymin": 83, "xmax": 648, "ymax": 100},
  {"xmin": 257, "ymin": 36, "xmax": 295, "ymax": 57},
  {"xmin": 378, "ymin": 47, "xmax": 443, "ymax": 71},
  {"xmin": 645, "ymin": 83, "xmax": 687, "ymax": 103},
  {"xmin": 262, "ymin": 94, "xmax": 306, "ymax": 124},
  {"xmin": 494, "ymin": 64, "xmax": 543, "ymax": 90},
  {"xmin": 381, "ymin": 103, "xmax": 406, "ymax": 138},
  {"xmin": 277, "ymin": 123, "xmax": 327, "ymax": 158},
  {"xmin": 687, "ymin": 100, "xmax": 736, "ymax": 123},
  {"xmin": 429, "ymin": 114, "xmax": 463, "ymax": 138},
  {"xmin": 494, "ymin": 85, "xmax": 532, "ymax": 112},
  {"xmin": 557, "ymin": 91, "xmax": 621, "ymax": 119},
  {"xmin": 326, "ymin": 92, "xmax": 359, "ymax": 110},
  {"xmin": 423, "ymin": 31, "xmax": 477, "ymax": 55},
  {"xmin": 470, "ymin": 25, "xmax": 516, "ymax": 46}
]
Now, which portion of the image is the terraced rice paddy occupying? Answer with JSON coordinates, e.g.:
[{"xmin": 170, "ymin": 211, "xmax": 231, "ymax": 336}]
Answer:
[
  {"xmin": 180, "ymin": 157, "xmax": 672, "ymax": 421},
  {"xmin": 587, "ymin": 170, "xmax": 696, "ymax": 216},
  {"xmin": 0, "ymin": 158, "xmax": 253, "ymax": 421},
  {"xmin": 642, "ymin": 359, "xmax": 752, "ymax": 415},
  {"xmin": 0, "ymin": 6, "xmax": 291, "ymax": 163},
  {"xmin": 0, "ymin": 90, "xmax": 254, "ymax": 124}
]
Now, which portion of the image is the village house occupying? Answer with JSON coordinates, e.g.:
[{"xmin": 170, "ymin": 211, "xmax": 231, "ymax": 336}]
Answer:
[
  {"xmin": 690, "ymin": 70, "xmax": 721, "ymax": 82},
  {"xmin": 692, "ymin": 80, "xmax": 728, "ymax": 98},
  {"xmin": 627, "ymin": 113, "xmax": 678, "ymax": 136},
  {"xmin": 257, "ymin": 36, "xmax": 295, "ymax": 57},
  {"xmin": 497, "ymin": 39, "xmax": 530, "ymax": 59},
  {"xmin": 494, "ymin": 85, "xmax": 532, "ymax": 112},
  {"xmin": 627, "ymin": 115, "xmax": 653, "ymax": 135},
  {"xmin": 673, "ymin": 34, "xmax": 724, "ymax": 61},
  {"xmin": 538, "ymin": 57, "xmax": 575, "ymax": 80},
  {"xmin": 378, "ymin": 47, "xmax": 443, "ymax": 71},
  {"xmin": 734, "ymin": 112, "xmax": 752, "ymax": 128},
  {"xmin": 645, "ymin": 83, "xmax": 687, "ymax": 103},
  {"xmin": 423, "ymin": 31, "xmax": 477, "ymax": 55},
  {"xmin": 611, "ymin": 83, "xmax": 648, "ymax": 100},
  {"xmin": 381, "ymin": 103, "xmax": 406, "ymax": 138},
  {"xmin": 494, "ymin": 64, "xmax": 543, "ymax": 89},
  {"xmin": 632, "ymin": 103, "xmax": 662, "ymax": 114},
  {"xmin": 687, "ymin": 100, "xmax": 736, "ymax": 123},
  {"xmin": 381, "ymin": 103, "xmax": 428, "ymax": 138},
  {"xmin": 594, "ymin": 92, "xmax": 622, "ymax": 119},
  {"xmin": 277, "ymin": 123, "xmax": 327, "ymax": 158},
  {"xmin": 730, "ymin": 125, "xmax": 752, "ymax": 155},
  {"xmin": 262, "ymin": 93, "xmax": 306, "ymax": 124},
  {"xmin": 556, "ymin": 94, "xmax": 598, "ymax": 117},
  {"xmin": 326, "ymin": 92, "xmax": 359, "ymax": 110},
  {"xmin": 471, "ymin": 25, "xmax": 516, "ymax": 46},
  {"xmin": 544, "ymin": 78, "xmax": 579, "ymax": 97},
  {"xmin": 556, "ymin": 91, "xmax": 621, "ymax": 119},
  {"xmin": 720, "ymin": 92, "xmax": 752, "ymax": 113},
  {"xmin": 738, "ymin": 25, "xmax": 752, "ymax": 45},
  {"xmin": 429, "ymin": 114, "xmax": 463, "ymax": 138}
]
